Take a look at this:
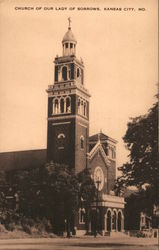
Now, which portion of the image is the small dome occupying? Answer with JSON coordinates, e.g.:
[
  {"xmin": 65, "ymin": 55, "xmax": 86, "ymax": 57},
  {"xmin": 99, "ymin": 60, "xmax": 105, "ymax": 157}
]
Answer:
[{"xmin": 62, "ymin": 28, "xmax": 77, "ymax": 43}]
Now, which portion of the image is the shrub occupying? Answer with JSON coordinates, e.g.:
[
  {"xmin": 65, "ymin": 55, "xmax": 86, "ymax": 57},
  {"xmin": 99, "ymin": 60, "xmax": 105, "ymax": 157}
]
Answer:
[
  {"xmin": 22, "ymin": 224, "xmax": 32, "ymax": 234},
  {"xmin": 0, "ymin": 223, "xmax": 7, "ymax": 233},
  {"xmin": 42, "ymin": 218, "xmax": 52, "ymax": 232},
  {"xmin": 5, "ymin": 222, "xmax": 16, "ymax": 231}
]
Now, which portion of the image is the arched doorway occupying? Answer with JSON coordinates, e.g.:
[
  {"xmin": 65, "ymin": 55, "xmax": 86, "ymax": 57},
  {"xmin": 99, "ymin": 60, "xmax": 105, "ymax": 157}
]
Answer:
[
  {"xmin": 107, "ymin": 210, "xmax": 111, "ymax": 232},
  {"xmin": 118, "ymin": 211, "xmax": 122, "ymax": 232}
]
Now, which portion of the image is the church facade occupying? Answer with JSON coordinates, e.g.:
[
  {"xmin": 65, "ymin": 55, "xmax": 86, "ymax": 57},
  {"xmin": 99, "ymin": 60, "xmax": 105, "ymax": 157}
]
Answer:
[{"xmin": 46, "ymin": 21, "xmax": 125, "ymax": 236}]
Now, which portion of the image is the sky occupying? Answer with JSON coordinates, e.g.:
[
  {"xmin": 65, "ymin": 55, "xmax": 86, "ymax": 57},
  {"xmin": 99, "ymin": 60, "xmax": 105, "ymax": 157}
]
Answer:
[{"xmin": 0, "ymin": 0, "xmax": 158, "ymax": 172}]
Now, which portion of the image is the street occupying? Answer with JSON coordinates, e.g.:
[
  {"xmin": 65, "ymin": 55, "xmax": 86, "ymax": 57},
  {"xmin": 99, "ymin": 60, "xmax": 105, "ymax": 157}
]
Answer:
[{"xmin": 0, "ymin": 237, "xmax": 158, "ymax": 250}]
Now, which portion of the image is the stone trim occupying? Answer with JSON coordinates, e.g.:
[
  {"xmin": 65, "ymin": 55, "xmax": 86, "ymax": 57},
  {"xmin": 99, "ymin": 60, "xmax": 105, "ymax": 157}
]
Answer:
[
  {"xmin": 48, "ymin": 115, "xmax": 89, "ymax": 124},
  {"xmin": 52, "ymin": 121, "xmax": 71, "ymax": 126},
  {"xmin": 87, "ymin": 141, "xmax": 110, "ymax": 166}
]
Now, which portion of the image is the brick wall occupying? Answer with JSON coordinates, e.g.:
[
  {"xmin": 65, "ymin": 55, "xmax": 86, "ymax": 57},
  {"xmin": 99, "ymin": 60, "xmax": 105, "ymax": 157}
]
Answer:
[
  {"xmin": 75, "ymin": 118, "xmax": 89, "ymax": 173},
  {"xmin": 107, "ymin": 160, "xmax": 116, "ymax": 193},
  {"xmin": 89, "ymin": 151, "xmax": 108, "ymax": 194},
  {"xmin": 89, "ymin": 151, "xmax": 116, "ymax": 195},
  {"xmin": 47, "ymin": 119, "xmax": 75, "ymax": 168}
]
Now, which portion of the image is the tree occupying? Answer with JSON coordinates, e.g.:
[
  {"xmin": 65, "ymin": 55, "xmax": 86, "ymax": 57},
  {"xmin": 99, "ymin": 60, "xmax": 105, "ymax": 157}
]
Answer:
[
  {"xmin": 42, "ymin": 162, "xmax": 80, "ymax": 236},
  {"xmin": 124, "ymin": 193, "xmax": 141, "ymax": 230},
  {"xmin": 43, "ymin": 163, "xmax": 96, "ymax": 236},
  {"xmin": 6, "ymin": 167, "xmax": 43, "ymax": 217},
  {"xmin": 3, "ymin": 162, "xmax": 96, "ymax": 236},
  {"xmin": 116, "ymin": 100, "xmax": 158, "ymax": 208},
  {"xmin": 0, "ymin": 171, "xmax": 9, "ymax": 211}
]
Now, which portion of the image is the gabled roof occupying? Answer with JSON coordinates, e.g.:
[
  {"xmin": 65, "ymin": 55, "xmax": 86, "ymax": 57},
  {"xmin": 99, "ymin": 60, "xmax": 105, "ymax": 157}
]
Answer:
[
  {"xmin": 87, "ymin": 141, "xmax": 110, "ymax": 167},
  {"xmin": 89, "ymin": 133, "xmax": 108, "ymax": 142},
  {"xmin": 89, "ymin": 132, "xmax": 117, "ymax": 144}
]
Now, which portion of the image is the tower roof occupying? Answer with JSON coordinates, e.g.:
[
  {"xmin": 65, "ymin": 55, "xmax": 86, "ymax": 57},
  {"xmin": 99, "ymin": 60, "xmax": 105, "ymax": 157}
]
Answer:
[
  {"xmin": 62, "ymin": 17, "xmax": 77, "ymax": 43},
  {"xmin": 62, "ymin": 28, "xmax": 77, "ymax": 43}
]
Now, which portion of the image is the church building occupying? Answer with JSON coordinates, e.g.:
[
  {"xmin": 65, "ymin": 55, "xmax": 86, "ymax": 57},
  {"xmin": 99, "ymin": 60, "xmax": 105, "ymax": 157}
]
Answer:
[{"xmin": 46, "ymin": 19, "xmax": 125, "ymax": 236}]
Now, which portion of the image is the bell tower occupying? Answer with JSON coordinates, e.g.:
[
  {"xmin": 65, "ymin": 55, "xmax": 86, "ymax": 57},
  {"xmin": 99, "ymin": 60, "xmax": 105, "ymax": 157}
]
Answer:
[{"xmin": 46, "ymin": 18, "xmax": 90, "ymax": 173}]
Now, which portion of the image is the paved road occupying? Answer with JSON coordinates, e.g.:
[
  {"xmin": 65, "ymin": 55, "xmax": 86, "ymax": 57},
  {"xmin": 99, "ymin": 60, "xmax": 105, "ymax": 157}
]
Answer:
[{"xmin": 0, "ymin": 237, "xmax": 158, "ymax": 250}]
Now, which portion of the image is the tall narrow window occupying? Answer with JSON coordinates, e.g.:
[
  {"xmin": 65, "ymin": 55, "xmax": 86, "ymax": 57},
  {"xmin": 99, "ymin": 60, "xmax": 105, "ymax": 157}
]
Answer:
[
  {"xmin": 69, "ymin": 70, "xmax": 71, "ymax": 79},
  {"xmin": 112, "ymin": 211, "xmax": 117, "ymax": 230},
  {"xmin": 77, "ymin": 68, "xmax": 80, "ymax": 77},
  {"xmin": 80, "ymin": 136, "xmax": 84, "ymax": 149},
  {"xmin": 107, "ymin": 210, "xmax": 111, "ymax": 232},
  {"xmin": 54, "ymin": 99, "xmax": 59, "ymax": 114},
  {"xmin": 62, "ymin": 66, "xmax": 67, "ymax": 81},
  {"xmin": 55, "ymin": 66, "xmax": 58, "ymax": 82},
  {"xmin": 66, "ymin": 97, "xmax": 71, "ymax": 113},
  {"xmin": 78, "ymin": 98, "xmax": 81, "ymax": 114},
  {"xmin": 84, "ymin": 102, "xmax": 87, "ymax": 117},
  {"xmin": 70, "ymin": 43, "xmax": 73, "ymax": 48},
  {"xmin": 81, "ymin": 69, "xmax": 84, "ymax": 85},
  {"xmin": 81, "ymin": 101, "xmax": 83, "ymax": 115},
  {"xmin": 60, "ymin": 98, "xmax": 64, "ymax": 113},
  {"xmin": 71, "ymin": 63, "xmax": 74, "ymax": 80}
]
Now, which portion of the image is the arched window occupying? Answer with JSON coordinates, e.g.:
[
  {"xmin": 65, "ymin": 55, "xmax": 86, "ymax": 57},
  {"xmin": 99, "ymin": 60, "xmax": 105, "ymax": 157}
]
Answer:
[
  {"xmin": 69, "ymin": 70, "xmax": 71, "ymax": 79},
  {"xmin": 107, "ymin": 210, "xmax": 111, "ymax": 232},
  {"xmin": 78, "ymin": 98, "xmax": 81, "ymax": 114},
  {"xmin": 57, "ymin": 133, "xmax": 65, "ymax": 149},
  {"xmin": 54, "ymin": 99, "xmax": 59, "ymax": 114},
  {"xmin": 81, "ymin": 100, "xmax": 83, "ymax": 115},
  {"xmin": 60, "ymin": 98, "xmax": 64, "ymax": 113},
  {"xmin": 58, "ymin": 133, "xmax": 65, "ymax": 139},
  {"xmin": 77, "ymin": 68, "xmax": 80, "ymax": 77},
  {"xmin": 80, "ymin": 136, "xmax": 84, "ymax": 149},
  {"xmin": 84, "ymin": 102, "xmax": 87, "ymax": 117},
  {"xmin": 112, "ymin": 211, "xmax": 117, "ymax": 230},
  {"xmin": 118, "ymin": 211, "xmax": 122, "ymax": 232},
  {"xmin": 62, "ymin": 66, "xmax": 67, "ymax": 81},
  {"xmin": 66, "ymin": 97, "xmax": 71, "ymax": 113}
]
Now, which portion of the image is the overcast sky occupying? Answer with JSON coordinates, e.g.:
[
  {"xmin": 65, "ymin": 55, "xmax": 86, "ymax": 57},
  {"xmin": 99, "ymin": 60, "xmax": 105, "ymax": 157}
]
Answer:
[{"xmin": 0, "ymin": 0, "xmax": 158, "ymax": 171}]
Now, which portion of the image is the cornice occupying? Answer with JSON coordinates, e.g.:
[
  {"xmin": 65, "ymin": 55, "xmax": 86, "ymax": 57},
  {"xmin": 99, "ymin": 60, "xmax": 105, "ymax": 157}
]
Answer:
[{"xmin": 48, "ymin": 114, "xmax": 89, "ymax": 124}]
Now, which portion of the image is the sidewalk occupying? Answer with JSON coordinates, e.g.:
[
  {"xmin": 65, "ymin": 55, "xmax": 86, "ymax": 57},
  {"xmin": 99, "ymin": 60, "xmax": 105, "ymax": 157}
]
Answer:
[{"xmin": 0, "ymin": 236, "xmax": 157, "ymax": 246}]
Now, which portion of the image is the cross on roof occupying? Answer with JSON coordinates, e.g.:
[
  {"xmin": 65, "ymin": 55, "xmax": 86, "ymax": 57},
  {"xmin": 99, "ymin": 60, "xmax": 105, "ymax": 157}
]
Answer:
[{"xmin": 68, "ymin": 17, "xmax": 71, "ymax": 29}]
